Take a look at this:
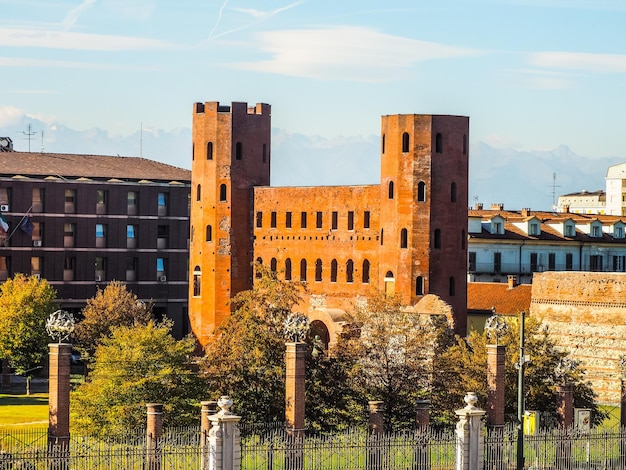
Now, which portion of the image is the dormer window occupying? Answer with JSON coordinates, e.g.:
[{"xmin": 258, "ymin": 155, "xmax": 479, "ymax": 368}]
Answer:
[
  {"xmin": 592, "ymin": 225, "xmax": 601, "ymax": 237},
  {"xmin": 529, "ymin": 223, "xmax": 540, "ymax": 236},
  {"xmin": 491, "ymin": 221, "xmax": 502, "ymax": 235},
  {"xmin": 615, "ymin": 226, "xmax": 624, "ymax": 239},
  {"xmin": 565, "ymin": 224, "xmax": 575, "ymax": 237}
]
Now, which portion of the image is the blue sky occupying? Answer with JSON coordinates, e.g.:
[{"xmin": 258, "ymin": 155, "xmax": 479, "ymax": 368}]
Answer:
[{"xmin": 1, "ymin": 0, "xmax": 626, "ymax": 159}]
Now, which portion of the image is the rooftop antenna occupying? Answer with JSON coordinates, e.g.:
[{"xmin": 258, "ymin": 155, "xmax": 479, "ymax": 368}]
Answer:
[
  {"xmin": 21, "ymin": 124, "xmax": 36, "ymax": 153},
  {"xmin": 550, "ymin": 172, "xmax": 561, "ymax": 210},
  {"xmin": 40, "ymin": 130, "xmax": 45, "ymax": 153},
  {"xmin": 140, "ymin": 121, "xmax": 143, "ymax": 158}
]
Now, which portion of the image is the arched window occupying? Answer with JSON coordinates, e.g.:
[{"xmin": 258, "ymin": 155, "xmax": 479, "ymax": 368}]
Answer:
[
  {"xmin": 236, "ymin": 142, "xmax": 242, "ymax": 160},
  {"xmin": 262, "ymin": 144, "xmax": 267, "ymax": 163},
  {"xmin": 300, "ymin": 259, "xmax": 307, "ymax": 282},
  {"xmin": 219, "ymin": 184, "xmax": 227, "ymax": 201},
  {"xmin": 255, "ymin": 257, "xmax": 263, "ymax": 278},
  {"xmin": 331, "ymin": 259, "xmax": 338, "ymax": 283},
  {"xmin": 463, "ymin": 134, "xmax": 467, "ymax": 155},
  {"xmin": 193, "ymin": 266, "xmax": 201, "ymax": 296},
  {"xmin": 434, "ymin": 229, "xmax": 441, "ymax": 249},
  {"xmin": 285, "ymin": 258, "xmax": 292, "ymax": 281},
  {"xmin": 270, "ymin": 258, "xmax": 277, "ymax": 272},
  {"xmin": 451, "ymin": 182, "xmax": 457, "ymax": 202},
  {"xmin": 256, "ymin": 211, "xmax": 262, "ymax": 228},
  {"xmin": 380, "ymin": 228, "xmax": 384, "ymax": 246},
  {"xmin": 435, "ymin": 133, "xmax": 443, "ymax": 153},
  {"xmin": 449, "ymin": 276, "xmax": 456, "ymax": 296},
  {"xmin": 416, "ymin": 276, "xmax": 424, "ymax": 295},
  {"xmin": 196, "ymin": 184, "xmax": 201, "ymax": 201},
  {"xmin": 206, "ymin": 225, "xmax": 212, "ymax": 242},
  {"xmin": 417, "ymin": 181, "xmax": 426, "ymax": 202},
  {"xmin": 207, "ymin": 141, "xmax": 213, "ymax": 160},
  {"xmin": 381, "ymin": 134, "xmax": 385, "ymax": 154},
  {"xmin": 192, "ymin": 143, "xmax": 195, "ymax": 161},
  {"xmin": 388, "ymin": 181, "xmax": 394, "ymax": 199},
  {"xmin": 346, "ymin": 259, "xmax": 354, "ymax": 283},
  {"xmin": 362, "ymin": 259, "xmax": 370, "ymax": 284},
  {"xmin": 385, "ymin": 271, "xmax": 394, "ymax": 279},
  {"xmin": 461, "ymin": 229, "xmax": 466, "ymax": 249},
  {"xmin": 191, "ymin": 225, "xmax": 194, "ymax": 242},
  {"xmin": 315, "ymin": 258, "xmax": 322, "ymax": 282},
  {"xmin": 401, "ymin": 228, "xmax": 408, "ymax": 249},
  {"xmin": 402, "ymin": 132, "xmax": 410, "ymax": 152}
]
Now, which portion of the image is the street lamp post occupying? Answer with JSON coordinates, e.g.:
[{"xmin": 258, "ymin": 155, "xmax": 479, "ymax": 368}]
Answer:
[{"xmin": 516, "ymin": 310, "xmax": 526, "ymax": 470}]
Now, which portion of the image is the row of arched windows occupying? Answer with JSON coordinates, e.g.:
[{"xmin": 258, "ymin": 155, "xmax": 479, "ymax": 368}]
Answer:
[
  {"xmin": 192, "ymin": 141, "xmax": 268, "ymax": 163},
  {"xmin": 256, "ymin": 257, "xmax": 371, "ymax": 284},
  {"xmin": 381, "ymin": 132, "xmax": 467, "ymax": 155},
  {"xmin": 386, "ymin": 180, "xmax": 456, "ymax": 203}
]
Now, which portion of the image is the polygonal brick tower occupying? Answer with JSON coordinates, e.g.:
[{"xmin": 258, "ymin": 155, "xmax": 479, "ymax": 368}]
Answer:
[
  {"xmin": 378, "ymin": 114, "xmax": 468, "ymax": 334},
  {"xmin": 189, "ymin": 102, "xmax": 271, "ymax": 345}
]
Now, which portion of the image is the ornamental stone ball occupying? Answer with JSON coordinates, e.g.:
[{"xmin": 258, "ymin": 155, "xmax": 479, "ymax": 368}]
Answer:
[
  {"xmin": 484, "ymin": 313, "xmax": 509, "ymax": 345},
  {"xmin": 46, "ymin": 309, "xmax": 75, "ymax": 344}
]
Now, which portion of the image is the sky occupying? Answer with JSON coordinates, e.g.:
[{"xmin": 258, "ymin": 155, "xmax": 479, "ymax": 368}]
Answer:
[{"xmin": 1, "ymin": 0, "xmax": 626, "ymax": 159}]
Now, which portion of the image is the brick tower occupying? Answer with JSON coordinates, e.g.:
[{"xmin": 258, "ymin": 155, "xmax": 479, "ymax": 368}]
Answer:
[
  {"xmin": 189, "ymin": 102, "xmax": 271, "ymax": 344},
  {"xmin": 378, "ymin": 115, "xmax": 468, "ymax": 334}
]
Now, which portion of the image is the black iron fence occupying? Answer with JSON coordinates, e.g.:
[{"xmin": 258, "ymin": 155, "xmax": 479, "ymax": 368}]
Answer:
[{"xmin": 2, "ymin": 425, "xmax": 626, "ymax": 469}]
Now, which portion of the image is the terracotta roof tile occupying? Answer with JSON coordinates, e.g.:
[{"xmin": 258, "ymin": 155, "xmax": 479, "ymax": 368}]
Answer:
[
  {"xmin": 467, "ymin": 282, "xmax": 532, "ymax": 315},
  {"xmin": 0, "ymin": 151, "xmax": 190, "ymax": 182}
]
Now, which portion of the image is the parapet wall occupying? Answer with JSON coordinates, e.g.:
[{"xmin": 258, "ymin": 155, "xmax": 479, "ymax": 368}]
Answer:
[{"xmin": 531, "ymin": 272, "xmax": 626, "ymax": 404}]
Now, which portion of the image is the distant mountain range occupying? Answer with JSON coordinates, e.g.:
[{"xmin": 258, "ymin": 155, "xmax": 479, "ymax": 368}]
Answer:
[{"xmin": 2, "ymin": 116, "xmax": 624, "ymax": 212}]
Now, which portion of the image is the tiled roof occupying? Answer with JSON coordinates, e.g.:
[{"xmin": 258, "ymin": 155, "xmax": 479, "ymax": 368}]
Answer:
[
  {"xmin": 0, "ymin": 151, "xmax": 190, "ymax": 182},
  {"xmin": 467, "ymin": 282, "xmax": 532, "ymax": 315}
]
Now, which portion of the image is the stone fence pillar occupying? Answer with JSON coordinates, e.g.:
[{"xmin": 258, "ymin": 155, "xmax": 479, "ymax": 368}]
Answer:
[
  {"xmin": 48, "ymin": 343, "xmax": 71, "ymax": 451},
  {"xmin": 368, "ymin": 401, "xmax": 385, "ymax": 435},
  {"xmin": 487, "ymin": 345, "xmax": 505, "ymax": 428},
  {"xmin": 285, "ymin": 342, "xmax": 306, "ymax": 436},
  {"xmin": 556, "ymin": 383, "xmax": 574, "ymax": 428},
  {"xmin": 455, "ymin": 392, "xmax": 486, "ymax": 470},
  {"xmin": 146, "ymin": 403, "xmax": 163, "ymax": 470},
  {"xmin": 415, "ymin": 399, "xmax": 430, "ymax": 430},
  {"xmin": 201, "ymin": 401, "xmax": 218, "ymax": 470},
  {"xmin": 208, "ymin": 396, "xmax": 241, "ymax": 470}
]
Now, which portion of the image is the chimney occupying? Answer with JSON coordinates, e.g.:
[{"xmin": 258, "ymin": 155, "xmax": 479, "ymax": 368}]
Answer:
[
  {"xmin": 507, "ymin": 275, "xmax": 517, "ymax": 289},
  {"xmin": 491, "ymin": 203, "xmax": 504, "ymax": 211},
  {"xmin": 521, "ymin": 208, "xmax": 531, "ymax": 217},
  {"xmin": 563, "ymin": 204, "xmax": 570, "ymax": 214},
  {"xmin": 474, "ymin": 202, "xmax": 483, "ymax": 210}
]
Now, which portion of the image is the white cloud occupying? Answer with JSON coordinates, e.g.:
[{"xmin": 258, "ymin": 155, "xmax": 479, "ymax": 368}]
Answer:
[
  {"xmin": 528, "ymin": 51, "xmax": 626, "ymax": 73},
  {"xmin": 0, "ymin": 106, "xmax": 24, "ymax": 127},
  {"xmin": 0, "ymin": 27, "xmax": 174, "ymax": 51},
  {"xmin": 62, "ymin": 0, "xmax": 96, "ymax": 31},
  {"xmin": 0, "ymin": 56, "xmax": 155, "ymax": 69},
  {"xmin": 231, "ymin": 26, "xmax": 480, "ymax": 81}
]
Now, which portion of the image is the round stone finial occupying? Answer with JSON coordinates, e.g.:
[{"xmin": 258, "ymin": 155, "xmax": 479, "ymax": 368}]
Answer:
[
  {"xmin": 464, "ymin": 392, "xmax": 478, "ymax": 409},
  {"xmin": 46, "ymin": 309, "xmax": 75, "ymax": 344},
  {"xmin": 217, "ymin": 395, "xmax": 233, "ymax": 415}
]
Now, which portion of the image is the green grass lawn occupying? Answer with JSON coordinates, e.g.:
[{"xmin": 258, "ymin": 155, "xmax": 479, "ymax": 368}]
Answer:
[{"xmin": 0, "ymin": 393, "xmax": 48, "ymax": 429}]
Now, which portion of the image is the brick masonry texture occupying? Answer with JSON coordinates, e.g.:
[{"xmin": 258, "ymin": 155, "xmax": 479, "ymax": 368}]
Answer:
[
  {"xmin": 531, "ymin": 272, "xmax": 626, "ymax": 404},
  {"xmin": 189, "ymin": 102, "xmax": 469, "ymax": 346}
]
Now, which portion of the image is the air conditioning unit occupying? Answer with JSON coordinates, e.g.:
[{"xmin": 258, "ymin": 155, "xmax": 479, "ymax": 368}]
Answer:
[
  {"xmin": 159, "ymin": 275, "xmax": 167, "ymax": 282},
  {"xmin": 33, "ymin": 240, "xmax": 42, "ymax": 247},
  {"xmin": 0, "ymin": 205, "xmax": 9, "ymax": 212},
  {"xmin": 32, "ymin": 273, "xmax": 40, "ymax": 280}
]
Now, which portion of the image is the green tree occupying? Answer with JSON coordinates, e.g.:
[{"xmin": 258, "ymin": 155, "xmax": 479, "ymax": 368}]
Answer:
[
  {"xmin": 200, "ymin": 264, "xmax": 305, "ymax": 425},
  {"xmin": 336, "ymin": 294, "xmax": 453, "ymax": 430},
  {"xmin": 74, "ymin": 281, "xmax": 152, "ymax": 358},
  {"xmin": 0, "ymin": 274, "xmax": 57, "ymax": 393},
  {"xmin": 71, "ymin": 319, "xmax": 203, "ymax": 437},
  {"xmin": 431, "ymin": 314, "xmax": 605, "ymax": 427}
]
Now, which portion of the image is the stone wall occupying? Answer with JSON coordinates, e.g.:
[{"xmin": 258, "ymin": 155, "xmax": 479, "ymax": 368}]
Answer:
[{"xmin": 531, "ymin": 272, "xmax": 626, "ymax": 404}]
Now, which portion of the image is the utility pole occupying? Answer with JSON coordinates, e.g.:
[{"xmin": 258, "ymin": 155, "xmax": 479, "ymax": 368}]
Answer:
[
  {"xmin": 21, "ymin": 124, "xmax": 36, "ymax": 153},
  {"xmin": 517, "ymin": 310, "xmax": 526, "ymax": 470}
]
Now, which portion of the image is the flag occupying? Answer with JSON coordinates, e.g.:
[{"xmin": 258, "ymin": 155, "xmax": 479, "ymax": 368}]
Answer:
[
  {"xmin": 0, "ymin": 213, "xmax": 7, "ymax": 233},
  {"xmin": 20, "ymin": 217, "xmax": 34, "ymax": 236}
]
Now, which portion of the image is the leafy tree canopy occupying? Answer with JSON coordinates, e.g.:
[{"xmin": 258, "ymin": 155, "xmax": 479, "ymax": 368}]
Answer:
[
  {"xmin": 74, "ymin": 281, "xmax": 152, "ymax": 358},
  {"xmin": 0, "ymin": 274, "xmax": 57, "ymax": 377},
  {"xmin": 335, "ymin": 294, "xmax": 454, "ymax": 431},
  {"xmin": 431, "ymin": 314, "xmax": 605, "ymax": 427},
  {"xmin": 200, "ymin": 263, "xmax": 306, "ymax": 426},
  {"xmin": 71, "ymin": 319, "xmax": 203, "ymax": 437}
]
